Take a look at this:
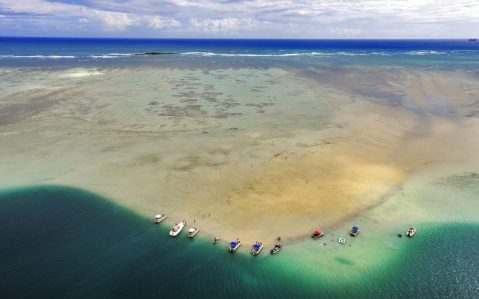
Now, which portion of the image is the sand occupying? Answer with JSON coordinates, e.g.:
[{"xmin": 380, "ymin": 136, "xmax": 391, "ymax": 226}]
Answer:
[{"xmin": 1, "ymin": 65, "xmax": 478, "ymax": 245}]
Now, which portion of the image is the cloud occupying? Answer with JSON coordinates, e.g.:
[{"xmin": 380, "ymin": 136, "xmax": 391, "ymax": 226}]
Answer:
[
  {"xmin": 0, "ymin": 0, "xmax": 478, "ymax": 37},
  {"xmin": 189, "ymin": 17, "xmax": 258, "ymax": 32},
  {"xmin": 92, "ymin": 10, "xmax": 137, "ymax": 30},
  {"xmin": 148, "ymin": 16, "xmax": 181, "ymax": 29}
]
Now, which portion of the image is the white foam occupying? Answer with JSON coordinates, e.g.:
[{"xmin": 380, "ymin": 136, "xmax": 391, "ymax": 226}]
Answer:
[
  {"xmin": 89, "ymin": 53, "xmax": 134, "ymax": 59},
  {"xmin": 179, "ymin": 51, "xmax": 387, "ymax": 57},
  {"xmin": 0, "ymin": 55, "xmax": 76, "ymax": 59},
  {"xmin": 403, "ymin": 50, "xmax": 446, "ymax": 56}
]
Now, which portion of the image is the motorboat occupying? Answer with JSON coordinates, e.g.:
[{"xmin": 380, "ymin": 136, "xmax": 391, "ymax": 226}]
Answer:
[
  {"xmin": 169, "ymin": 220, "xmax": 186, "ymax": 237},
  {"xmin": 406, "ymin": 227, "xmax": 416, "ymax": 237},
  {"xmin": 153, "ymin": 214, "xmax": 167, "ymax": 224},
  {"xmin": 213, "ymin": 237, "xmax": 220, "ymax": 244},
  {"xmin": 270, "ymin": 244, "xmax": 282, "ymax": 254},
  {"xmin": 228, "ymin": 240, "xmax": 241, "ymax": 253},
  {"xmin": 187, "ymin": 227, "xmax": 199, "ymax": 239},
  {"xmin": 251, "ymin": 242, "xmax": 263, "ymax": 256},
  {"xmin": 311, "ymin": 229, "xmax": 324, "ymax": 239},
  {"xmin": 349, "ymin": 226, "xmax": 360, "ymax": 236}
]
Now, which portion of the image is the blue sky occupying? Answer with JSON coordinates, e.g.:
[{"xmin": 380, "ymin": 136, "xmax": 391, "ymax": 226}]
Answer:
[{"xmin": 0, "ymin": 0, "xmax": 478, "ymax": 38}]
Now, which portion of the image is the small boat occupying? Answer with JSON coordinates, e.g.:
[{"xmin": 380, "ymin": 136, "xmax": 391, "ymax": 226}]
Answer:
[
  {"xmin": 468, "ymin": 38, "xmax": 477, "ymax": 42},
  {"xmin": 251, "ymin": 242, "xmax": 263, "ymax": 256},
  {"xmin": 213, "ymin": 237, "xmax": 220, "ymax": 244},
  {"xmin": 349, "ymin": 226, "xmax": 360, "ymax": 237},
  {"xmin": 338, "ymin": 237, "xmax": 346, "ymax": 244},
  {"xmin": 169, "ymin": 220, "xmax": 186, "ymax": 237},
  {"xmin": 270, "ymin": 244, "xmax": 282, "ymax": 254},
  {"xmin": 228, "ymin": 240, "xmax": 241, "ymax": 253},
  {"xmin": 311, "ymin": 229, "xmax": 324, "ymax": 239},
  {"xmin": 153, "ymin": 214, "xmax": 167, "ymax": 224},
  {"xmin": 406, "ymin": 227, "xmax": 416, "ymax": 237},
  {"xmin": 187, "ymin": 227, "xmax": 199, "ymax": 239}
]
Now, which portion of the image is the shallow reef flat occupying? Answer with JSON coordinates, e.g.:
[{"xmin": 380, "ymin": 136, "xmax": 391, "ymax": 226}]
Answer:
[{"xmin": 1, "ymin": 65, "xmax": 479, "ymax": 243}]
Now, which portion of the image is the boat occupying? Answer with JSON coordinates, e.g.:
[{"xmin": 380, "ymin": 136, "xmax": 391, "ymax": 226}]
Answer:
[
  {"xmin": 169, "ymin": 220, "xmax": 186, "ymax": 237},
  {"xmin": 213, "ymin": 237, "xmax": 220, "ymax": 244},
  {"xmin": 251, "ymin": 242, "xmax": 263, "ymax": 256},
  {"xmin": 468, "ymin": 38, "xmax": 477, "ymax": 42},
  {"xmin": 311, "ymin": 229, "xmax": 324, "ymax": 239},
  {"xmin": 406, "ymin": 227, "xmax": 416, "ymax": 237},
  {"xmin": 270, "ymin": 244, "xmax": 282, "ymax": 254},
  {"xmin": 338, "ymin": 237, "xmax": 346, "ymax": 244},
  {"xmin": 187, "ymin": 227, "xmax": 199, "ymax": 239},
  {"xmin": 228, "ymin": 240, "xmax": 241, "ymax": 253},
  {"xmin": 153, "ymin": 214, "xmax": 167, "ymax": 224},
  {"xmin": 349, "ymin": 226, "xmax": 360, "ymax": 236}
]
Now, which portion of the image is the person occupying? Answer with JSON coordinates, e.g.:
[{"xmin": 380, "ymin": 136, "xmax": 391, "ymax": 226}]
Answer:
[{"xmin": 277, "ymin": 236, "xmax": 281, "ymax": 241}]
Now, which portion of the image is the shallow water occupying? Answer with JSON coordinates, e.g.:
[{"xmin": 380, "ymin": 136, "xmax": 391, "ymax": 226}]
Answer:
[{"xmin": 1, "ymin": 185, "xmax": 478, "ymax": 299}]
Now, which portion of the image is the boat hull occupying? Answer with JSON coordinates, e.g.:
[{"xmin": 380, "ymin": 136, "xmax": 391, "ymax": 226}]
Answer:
[
  {"xmin": 169, "ymin": 222, "xmax": 186, "ymax": 237},
  {"xmin": 153, "ymin": 215, "xmax": 167, "ymax": 224},
  {"xmin": 187, "ymin": 229, "xmax": 199, "ymax": 239},
  {"xmin": 252, "ymin": 245, "xmax": 263, "ymax": 256},
  {"xmin": 228, "ymin": 243, "xmax": 241, "ymax": 253}
]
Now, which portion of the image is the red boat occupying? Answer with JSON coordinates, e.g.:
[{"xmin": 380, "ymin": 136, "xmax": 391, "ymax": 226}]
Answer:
[{"xmin": 311, "ymin": 229, "xmax": 324, "ymax": 238}]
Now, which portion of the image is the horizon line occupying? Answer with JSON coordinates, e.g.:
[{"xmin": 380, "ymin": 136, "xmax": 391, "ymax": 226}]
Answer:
[{"xmin": 0, "ymin": 36, "xmax": 477, "ymax": 41}]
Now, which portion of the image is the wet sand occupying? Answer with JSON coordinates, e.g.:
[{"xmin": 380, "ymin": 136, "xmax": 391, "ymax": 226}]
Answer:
[{"xmin": 1, "ymin": 66, "xmax": 478, "ymax": 245}]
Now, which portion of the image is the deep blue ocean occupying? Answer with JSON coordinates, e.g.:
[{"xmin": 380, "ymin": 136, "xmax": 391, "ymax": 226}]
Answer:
[{"xmin": 1, "ymin": 38, "xmax": 478, "ymax": 69}]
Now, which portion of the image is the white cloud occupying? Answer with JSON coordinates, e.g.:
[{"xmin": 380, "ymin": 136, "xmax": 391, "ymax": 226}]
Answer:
[
  {"xmin": 189, "ymin": 17, "xmax": 258, "ymax": 32},
  {"xmin": 148, "ymin": 16, "xmax": 181, "ymax": 29},
  {"xmin": 0, "ymin": 0, "xmax": 478, "ymax": 37},
  {"xmin": 92, "ymin": 10, "xmax": 138, "ymax": 30}
]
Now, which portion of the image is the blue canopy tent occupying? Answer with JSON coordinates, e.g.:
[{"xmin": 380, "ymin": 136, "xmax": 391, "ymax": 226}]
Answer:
[
  {"xmin": 230, "ymin": 241, "xmax": 238, "ymax": 247},
  {"xmin": 253, "ymin": 243, "xmax": 261, "ymax": 249},
  {"xmin": 352, "ymin": 226, "xmax": 359, "ymax": 232}
]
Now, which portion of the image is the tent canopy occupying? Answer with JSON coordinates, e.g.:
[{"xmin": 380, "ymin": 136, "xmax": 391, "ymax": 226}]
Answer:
[
  {"xmin": 230, "ymin": 241, "xmax": 237, "ymax": 247},
  {"xmin": 352, "ymin": 226, "xmax": 359, "ymax": 231}
]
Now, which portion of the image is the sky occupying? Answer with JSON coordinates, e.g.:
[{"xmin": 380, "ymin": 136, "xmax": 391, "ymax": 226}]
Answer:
[{"xmin": 0, "ymin": 0, "xmax": 478, "ymax": 38}]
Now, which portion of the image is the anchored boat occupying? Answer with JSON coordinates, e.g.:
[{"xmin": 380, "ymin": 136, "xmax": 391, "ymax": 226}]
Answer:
[
  {"xmin": 153, "ymin": 214, "xmax": 167, "ymax": 224},
  {"xmin": 228, "ymin": 240, "xmax": 241, "ymax": 253},
  {"xmin": 311, "ymin": 229, "xmax": 324, "ymax": 239},
  {"xmin": 213, "ymin": 237, "xmax": 220, "ymax": 244},
  {"xmin": 169, "ymin": 220, "xmax": 186, "ymax": 237},
  {"xmin": 349, "ymin": 226, "xmax": 360, "ymax": 237},
  {"xmin": 406, "ymin": 227, "xmax": 416, "ymax": 237},
  {"xmin": 270, "ymin": 244, "xmax": 282, "ymax": 255},
  {"xmin": 187, "ymin": 227, "xmax": 199, "ymax": 239},
  {"xmin": 251, "ymin": 242, "xmax": 263, "ymax": 256}
]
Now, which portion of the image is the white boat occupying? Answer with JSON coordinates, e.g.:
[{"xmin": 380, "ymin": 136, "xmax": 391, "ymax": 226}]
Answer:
[
  {"xmin": 406, "ymin": 227, "xmax": 416, "ymax": 237},
  {"xmin": 213, "ymin": 237, "xmax": 220, "ymax": 244},
  {"xmin": 187, "ymin": 227, "xmax": 199, "ymax": 239},
  {"xmin": 169, "ymin": 220, "xmax": 186, "ymax": 237},
  {"xmin": 338, "ymin": 237, "xmax": 346, "ymax": 244},
  {"xmin": 228, "ymin": 240, "xmax": 241, "ymax": 253},
  {"xmin": 153, "ymin": 214, "xmax": 167, "ymax": 224},
  {"xmin": 270, "ymin": 244, "xmax": 282, "ymax": 254},
  {"xmin": 251, "ymin": 242, "xmax": 263, "ymax": 256}
]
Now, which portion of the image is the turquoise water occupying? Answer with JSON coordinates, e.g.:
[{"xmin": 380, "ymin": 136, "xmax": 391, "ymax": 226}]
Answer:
[{"xmin": 1, "ymin": 185, "xmax": 478, "ymax": 298}]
